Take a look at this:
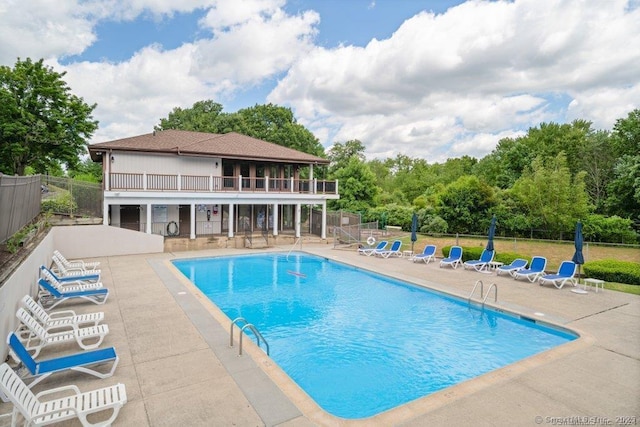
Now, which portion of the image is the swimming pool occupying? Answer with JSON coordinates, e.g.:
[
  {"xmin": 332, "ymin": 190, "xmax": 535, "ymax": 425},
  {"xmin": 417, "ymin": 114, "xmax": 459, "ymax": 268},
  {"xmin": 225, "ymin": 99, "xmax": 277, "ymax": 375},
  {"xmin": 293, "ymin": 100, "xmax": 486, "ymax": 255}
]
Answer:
[{"xmin": 172, "ymin": 252, "xmax": 577, "ymax": 419}]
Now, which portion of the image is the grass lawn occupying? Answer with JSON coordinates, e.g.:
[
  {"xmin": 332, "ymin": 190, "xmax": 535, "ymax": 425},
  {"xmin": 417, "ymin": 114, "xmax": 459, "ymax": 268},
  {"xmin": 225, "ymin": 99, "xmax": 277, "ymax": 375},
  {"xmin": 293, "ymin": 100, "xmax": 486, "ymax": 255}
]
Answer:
[{"xmin": 604, "ymin": 282, "xmax": 640, "ymax": 295}]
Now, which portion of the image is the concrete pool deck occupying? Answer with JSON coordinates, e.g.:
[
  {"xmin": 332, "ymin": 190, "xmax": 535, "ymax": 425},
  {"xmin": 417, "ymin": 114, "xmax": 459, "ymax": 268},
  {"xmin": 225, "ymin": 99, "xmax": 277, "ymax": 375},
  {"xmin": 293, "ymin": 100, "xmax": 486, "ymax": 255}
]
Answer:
[{"xmin": 1, "ymin": 245, "xmax": 638, "ymax": 426}]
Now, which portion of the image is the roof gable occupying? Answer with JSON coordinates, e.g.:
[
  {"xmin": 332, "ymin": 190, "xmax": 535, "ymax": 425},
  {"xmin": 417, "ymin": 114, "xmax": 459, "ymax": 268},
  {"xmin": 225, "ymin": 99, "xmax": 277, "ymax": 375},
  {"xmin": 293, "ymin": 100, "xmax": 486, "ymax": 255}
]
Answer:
[{"xmin": 89, "ymin": 130, "xmax": 329, "ymax": 164}]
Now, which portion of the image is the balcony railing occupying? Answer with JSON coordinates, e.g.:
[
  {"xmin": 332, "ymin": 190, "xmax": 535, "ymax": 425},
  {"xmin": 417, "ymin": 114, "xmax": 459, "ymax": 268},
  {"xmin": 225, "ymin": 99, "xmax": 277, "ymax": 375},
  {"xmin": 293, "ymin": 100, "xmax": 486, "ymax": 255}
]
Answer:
[{"xmin": 107, "ymin": 173, "xmax": 338, "ymax": 195}]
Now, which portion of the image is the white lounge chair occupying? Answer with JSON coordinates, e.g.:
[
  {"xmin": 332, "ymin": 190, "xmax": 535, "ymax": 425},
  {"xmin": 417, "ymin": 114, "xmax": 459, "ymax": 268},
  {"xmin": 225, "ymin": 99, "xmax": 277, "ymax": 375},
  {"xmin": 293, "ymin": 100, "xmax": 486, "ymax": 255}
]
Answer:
[
  {"xmin": 538, "ymin": 260, "xmax": 577, "ymax": 289},
  {"xmin": 375, "ymin": 240, "xmax": 402, "ymax": 258},
  {"xmin": 7, "ymin": 332, "xmax": 119, "ymax": 389},
  {"xmin": 37, "ymin": 279, "xmax": 109, "ymax": 310},
  {"xmin": 15, "ymin": 308, "xmax": 109, "ymax": 358},
  {"xmin": 440, "ymin": 246, "xmax": 463, "ymax": 269},
  {"xmin": 512, "ymin": 256, "xmax": 547, "ymax": 282},
  {"xmin": 358, "ymin": 241, "xmax": 388, "ymax": 256},
  {"xmin": 463, "ymin": 249, "xmax": 495, "ymax": 272},
  {"xmin": 50, "ymin": 256, "xmax": 101, "ymax": 282},
  {"xmin": 20, "ymin": 294, "xmax": 104, "ymax": 332},
  {"xmin": 53, "ymin": 250, "xmax": 100, "ymax": 272},
  {"xmin": 412, "ymin": 245, "xmax": 437, "ymax": 264},
  {"xmin": 0, "ymin": 362, "xmax": 126, "ymax": 427},
  {"xmin": 496, "ymin": 259, "xmax": 528, "ymax": 276}
]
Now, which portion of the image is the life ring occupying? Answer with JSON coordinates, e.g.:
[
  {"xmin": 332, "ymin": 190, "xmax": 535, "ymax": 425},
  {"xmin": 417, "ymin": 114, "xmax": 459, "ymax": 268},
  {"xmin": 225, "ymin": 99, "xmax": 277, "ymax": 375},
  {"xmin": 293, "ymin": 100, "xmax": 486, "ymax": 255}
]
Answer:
[
  {"xmin": 366, "ymin": 236, "xmax": 376, "ymax": 246},
  {"xmin": 166, "ymin": 221, "xmax": 179, "ymax": 236}
]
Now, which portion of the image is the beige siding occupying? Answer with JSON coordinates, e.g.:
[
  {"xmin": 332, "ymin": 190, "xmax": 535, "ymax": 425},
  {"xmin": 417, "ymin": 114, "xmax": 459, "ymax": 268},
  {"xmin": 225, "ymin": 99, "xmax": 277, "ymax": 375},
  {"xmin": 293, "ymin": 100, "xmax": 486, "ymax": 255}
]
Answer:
[{"xmin": 110, "ymin": 152, "xmax": 221, "ymax": 176}]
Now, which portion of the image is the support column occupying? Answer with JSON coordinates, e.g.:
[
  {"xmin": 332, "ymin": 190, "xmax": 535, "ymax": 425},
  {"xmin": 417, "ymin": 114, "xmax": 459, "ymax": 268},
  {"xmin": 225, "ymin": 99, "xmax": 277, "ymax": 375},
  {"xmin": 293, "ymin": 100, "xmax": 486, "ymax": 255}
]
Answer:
[
  {"xmin": 321, "ymin": 201, "xmax": 327, "ymax": 239},
  {"xmin": 228, "ymin": 203, "xmax": 234, "ymax": 238},
  {"xmin": 146, "ymin": 203, "xmax": 152, "ymax": 234},
  {"xmin": 190, "ymin": 203, "xmax": 196, "ymax": 239},
  {"xmin": 295, "ymin": 204, "xmax": 301, "ymax": 238},
  {"xmin": 272, "ymin": 203, "xmax": 279, "ymax": 236},
  {"xmin": 103, "ymin": 201, "xmax": 109, "ymax": 226}
]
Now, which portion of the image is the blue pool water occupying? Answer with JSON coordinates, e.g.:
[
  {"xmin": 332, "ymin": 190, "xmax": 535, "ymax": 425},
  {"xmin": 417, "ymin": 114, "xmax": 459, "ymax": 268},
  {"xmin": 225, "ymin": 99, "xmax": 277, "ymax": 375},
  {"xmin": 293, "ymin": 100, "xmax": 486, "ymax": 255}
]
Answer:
[{"xmin": 173, "ymin": 252, "xmax": 577, "ymax": 419}]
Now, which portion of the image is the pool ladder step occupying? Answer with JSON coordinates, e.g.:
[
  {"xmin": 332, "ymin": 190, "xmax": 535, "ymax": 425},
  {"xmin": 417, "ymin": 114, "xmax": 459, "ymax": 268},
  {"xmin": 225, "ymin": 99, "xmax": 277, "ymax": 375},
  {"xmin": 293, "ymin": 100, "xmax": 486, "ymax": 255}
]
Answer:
[
  {"xmin": 230, "ymin": 317, "xmax": 270, "ymax": 356},
  {"xmin": 468, "ymin": 280, "xmax": 498, "ymax": 306}
]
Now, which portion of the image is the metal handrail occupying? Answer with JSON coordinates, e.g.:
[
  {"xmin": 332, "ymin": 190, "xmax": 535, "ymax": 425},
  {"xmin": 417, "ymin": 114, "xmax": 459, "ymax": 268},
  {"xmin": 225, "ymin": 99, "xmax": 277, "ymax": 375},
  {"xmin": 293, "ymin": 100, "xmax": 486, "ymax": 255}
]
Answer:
[
  {"xmin": 230, "ymin": 317, "xmax": 270, "ymax": 356},
  {"xmin": 482, "ymin": 283, "xmax": 498, "ymax": 305},
  {"xmin": 286, "ymin": 237, "xmax": 302, "ymax": 261},
  {"xmin": 239, "ymin": 324, "xmax": 270, "ymax": 356},
  {"xmin": 468, "ymin": 280, "xmax": 484, "ymax": 303}
]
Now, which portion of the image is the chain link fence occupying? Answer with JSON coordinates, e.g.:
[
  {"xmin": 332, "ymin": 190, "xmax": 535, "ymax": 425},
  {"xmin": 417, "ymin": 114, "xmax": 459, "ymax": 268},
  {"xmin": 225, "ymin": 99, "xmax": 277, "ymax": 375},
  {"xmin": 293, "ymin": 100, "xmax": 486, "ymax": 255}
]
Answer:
[{"xmin": 41, "ymin": 176, "xmax": 103, "ymax": 218}]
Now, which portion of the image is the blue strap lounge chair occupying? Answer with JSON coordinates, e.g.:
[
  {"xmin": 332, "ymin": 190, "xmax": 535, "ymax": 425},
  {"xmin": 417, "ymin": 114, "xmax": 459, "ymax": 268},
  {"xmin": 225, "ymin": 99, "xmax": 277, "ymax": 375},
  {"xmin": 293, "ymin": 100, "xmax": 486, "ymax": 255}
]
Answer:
[
  {"xmin": 496, "ymin": 259, "xmax": 528, "ymax": 276},
  {"xmin": 375, "ymin": 240, "xmax": 402, "ymax": 258},
  {"xmin": 0, "ymin": 363, "xmax": 127, "ymax": 427},
  {"xmin": 440, "ymin": 246, "xmax": 463, "ymax": 269},
  {"xmin": 7, "ymin": 332, "xmax": 118, "ymax": 389},
  {"xmin": 463, "ymin": 249, "xmax": 495, "ymax": 272},
  {"xmin": 40, "ymin": 266, "xmax": 103, "ymax": 290},
  {"xmin": 512, "ymin": 256, "xmax": 547, "ymax": 282},
  {"xmin": 538, "ymin": 261, "xmax": 578, "ymax": 289},
  {"xmin": 412, "ymin": 245, "xmax": 437, "ymax": 264},
  {"xmin": 37, "ymin": 278, "xmax": 109, "ymax": 310},
  {"xmin": 358, "ymin": 240, "xmax": 388, "ymax": 256}
]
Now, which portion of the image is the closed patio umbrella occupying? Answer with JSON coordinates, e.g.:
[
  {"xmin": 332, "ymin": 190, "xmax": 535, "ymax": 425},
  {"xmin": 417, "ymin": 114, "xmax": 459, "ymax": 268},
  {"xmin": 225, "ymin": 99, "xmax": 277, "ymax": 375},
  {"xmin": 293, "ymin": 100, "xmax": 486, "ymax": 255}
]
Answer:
[
  {"xmin": 486, "ymin": 215, "xmax": 496, "ymax": 252},
  {"xmin": 572, "ymin": 221, "xmax": 585, "ymax": 284},
  {"xmin": 410, "ymin": 213, "xmax": 418, "ymax": 253}
]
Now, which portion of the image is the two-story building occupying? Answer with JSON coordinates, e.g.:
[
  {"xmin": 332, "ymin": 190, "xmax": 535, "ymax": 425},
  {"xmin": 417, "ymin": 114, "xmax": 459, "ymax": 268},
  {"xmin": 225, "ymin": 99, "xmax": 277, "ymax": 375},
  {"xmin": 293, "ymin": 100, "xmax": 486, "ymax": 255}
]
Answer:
[{"xmin": 88, "ymin": 130, "xmax": 338, "ymax": 245}]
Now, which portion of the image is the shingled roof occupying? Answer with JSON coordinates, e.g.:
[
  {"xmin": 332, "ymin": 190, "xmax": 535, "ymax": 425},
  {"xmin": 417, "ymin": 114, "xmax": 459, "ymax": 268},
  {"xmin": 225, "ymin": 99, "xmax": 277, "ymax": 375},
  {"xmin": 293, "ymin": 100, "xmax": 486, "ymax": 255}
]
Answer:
[{"xmin": 88, "ymin": 130, "xmax": 329, "ymax": 165}]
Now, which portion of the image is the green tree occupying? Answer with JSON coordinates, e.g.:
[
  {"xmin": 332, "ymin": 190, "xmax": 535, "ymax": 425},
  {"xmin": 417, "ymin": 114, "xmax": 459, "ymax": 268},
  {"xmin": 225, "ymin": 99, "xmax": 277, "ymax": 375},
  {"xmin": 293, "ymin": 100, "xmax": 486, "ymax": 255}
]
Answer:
[
  {"xmin": 512, "ymin": 153, "xmax": 590, "ymax": 239},
  {"xmin": 329, "ymin": 157, "xmax": 379, "ymax": 212},
  {"xmin": 157, "ymin": 101, "xmax": 326, "ymax": 159},
  {"xmin": 68, "ymin": 157, "xmax": 103, "ymax": 182},
  {"xmin": 578, "ymin": 130, "xmax": 615, "ymax": 213},
  {"xmin": 0, "ymin": 58, "xmax": 98, "ymax": 175},
  {"xmin": 605, "ymin": 109, "xmax": 640, "ymax": 224},
  {"xmin": 436, "ymin": 175, "xmax": 496, "ymax": 234},
  {"xmin": 475, "ymin": 120, "xmax": 592, "ymax": 189},
  {"xmin": 583, "ymin": 214, "xmax": 638, "ymax": 244},
  {"xmin": 327, "ymin": 139, "xmax": 365, "ymax": 173},
  {"xmin": 157, "ymin": 100, "xmax": 230, "ymax": 133},
  {"xmin": 235, "ymin": 104, "xmax": 326, "ymax": 157}
]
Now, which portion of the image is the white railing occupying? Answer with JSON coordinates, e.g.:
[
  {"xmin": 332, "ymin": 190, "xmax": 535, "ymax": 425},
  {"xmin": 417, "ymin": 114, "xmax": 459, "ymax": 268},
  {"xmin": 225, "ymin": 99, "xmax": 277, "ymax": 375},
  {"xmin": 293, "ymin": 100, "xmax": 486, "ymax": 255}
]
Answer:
[{"xmin": 108, "ymin": 173, "xmax": 338, "ymax": 195}]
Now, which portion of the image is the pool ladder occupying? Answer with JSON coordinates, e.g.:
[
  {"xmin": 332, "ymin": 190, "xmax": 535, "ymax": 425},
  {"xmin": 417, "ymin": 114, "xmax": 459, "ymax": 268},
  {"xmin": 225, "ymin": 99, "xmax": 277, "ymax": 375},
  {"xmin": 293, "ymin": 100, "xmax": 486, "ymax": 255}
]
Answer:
[
  {"xmin": 230, "ymin": 317, "xmax": 270, "ymax": 356},
  {"xmin": 468, "ymin": 280, "xmax": 498, "ymax": 306}
]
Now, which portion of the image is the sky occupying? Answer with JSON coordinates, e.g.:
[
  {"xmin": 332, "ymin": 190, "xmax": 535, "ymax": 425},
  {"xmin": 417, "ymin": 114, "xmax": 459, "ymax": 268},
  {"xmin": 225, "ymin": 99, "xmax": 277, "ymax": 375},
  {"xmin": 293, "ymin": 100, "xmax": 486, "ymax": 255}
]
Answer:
[{"xmin": 1, "ymin": 0, "xmax": 639, "ymax": 163}]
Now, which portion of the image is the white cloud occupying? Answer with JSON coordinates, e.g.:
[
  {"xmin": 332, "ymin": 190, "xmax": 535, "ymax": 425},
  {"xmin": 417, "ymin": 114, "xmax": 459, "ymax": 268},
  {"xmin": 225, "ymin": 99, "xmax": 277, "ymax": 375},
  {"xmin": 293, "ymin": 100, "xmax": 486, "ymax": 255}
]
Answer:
[
  {"xmin": 193, "ymin": 4, "xmax": 319, "ymax": 85},
  {"xmin": 269, "ymin": 0, "xmax": 640, "ymax": 161},
  {"xmin": 52, "ymin": 43, "xmax": 213, "ymax": 142},
  {"xmin": 34, "ymin": 0, "xmax": 320, "ymax": 144},
  {"xmin": 567, "ymin": 83, "xmax": 640, "ymax": 130},
  {"xmin": 0, "ymin": 0, "xmax": 96, "ymax": 63},
  {"xmin": 1, "ymin": 0, "xmax": 638, "ymax": 161}
]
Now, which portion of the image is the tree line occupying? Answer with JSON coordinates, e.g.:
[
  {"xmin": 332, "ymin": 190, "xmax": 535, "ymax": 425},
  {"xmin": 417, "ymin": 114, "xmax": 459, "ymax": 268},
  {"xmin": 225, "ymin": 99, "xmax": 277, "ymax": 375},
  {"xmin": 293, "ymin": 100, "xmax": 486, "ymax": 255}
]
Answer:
[
  {"xmin": 1, "ymin": 58, "xmax": 638, "ymax": 243},
  {"xmin": 326, "ymin": 113, "xmax": 639, "ymax": 243}
]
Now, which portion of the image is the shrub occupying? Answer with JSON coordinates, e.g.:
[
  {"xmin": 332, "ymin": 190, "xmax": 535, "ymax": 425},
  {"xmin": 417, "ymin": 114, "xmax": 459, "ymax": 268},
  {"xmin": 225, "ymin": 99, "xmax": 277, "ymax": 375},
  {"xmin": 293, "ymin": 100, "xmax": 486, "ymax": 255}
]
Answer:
[
  {"xmin": 583, "ymin": 260, "xmax": 640, "ymax": 286},
  {"xmin": 41, "ymin": 191, "xmax": 77, "ymax": 215}
]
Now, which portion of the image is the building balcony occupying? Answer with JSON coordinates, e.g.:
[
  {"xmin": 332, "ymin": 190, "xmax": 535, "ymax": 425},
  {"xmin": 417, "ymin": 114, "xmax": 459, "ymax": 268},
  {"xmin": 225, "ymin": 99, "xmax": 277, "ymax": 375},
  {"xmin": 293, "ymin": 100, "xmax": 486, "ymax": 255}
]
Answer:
[{"xmin": 107, "ymin": 173, "xmax": 338, "ymax": 195}]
